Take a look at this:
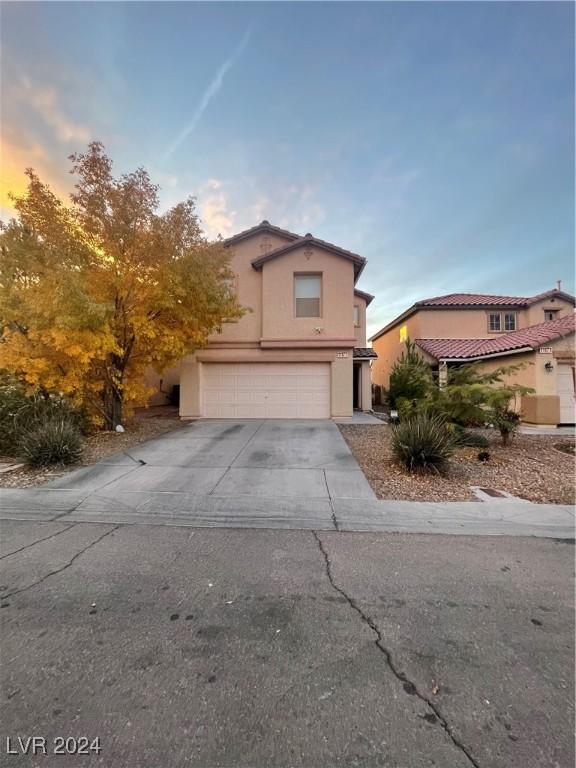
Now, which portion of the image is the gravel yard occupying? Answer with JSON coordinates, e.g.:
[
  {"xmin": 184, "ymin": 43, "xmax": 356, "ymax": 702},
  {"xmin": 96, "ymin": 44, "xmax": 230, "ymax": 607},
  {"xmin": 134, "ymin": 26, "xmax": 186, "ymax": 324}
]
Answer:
[
  {"xmin": 339, "ymin": 424, "xmax": 576, "ymax": 505},
  {"xmin": 0, "ymin": 406, "xmax": 183, "ymax": 489}
]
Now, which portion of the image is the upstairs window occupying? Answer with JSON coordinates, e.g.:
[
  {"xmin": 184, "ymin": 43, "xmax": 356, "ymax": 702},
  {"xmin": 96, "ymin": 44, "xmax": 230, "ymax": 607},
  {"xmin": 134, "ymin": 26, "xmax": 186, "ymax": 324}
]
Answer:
[
  {"xmin": 295, "ymin": 274, "xmax": 321, "ymax": 317},
  {"xmin": 488, "ymin": 313, "xmax": 501, "ymax": 332},
  {"xmin": 544, "ymin": 309, "xmax": 558, "ymax": 322},
  {"xmin": 489, "ymin": 312, "xmax": 516, "ymax": 332},
  {"xmin": 353, "ymin": 305, "xmax": 360, "ymax": 327}
]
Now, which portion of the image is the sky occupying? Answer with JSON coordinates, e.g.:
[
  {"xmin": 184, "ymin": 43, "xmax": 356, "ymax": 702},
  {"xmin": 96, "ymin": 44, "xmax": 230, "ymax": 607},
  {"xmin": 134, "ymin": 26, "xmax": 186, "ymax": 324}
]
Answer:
[{"xmin": 1, "ymin": 1, "xmax": 574, "ymax": 338}]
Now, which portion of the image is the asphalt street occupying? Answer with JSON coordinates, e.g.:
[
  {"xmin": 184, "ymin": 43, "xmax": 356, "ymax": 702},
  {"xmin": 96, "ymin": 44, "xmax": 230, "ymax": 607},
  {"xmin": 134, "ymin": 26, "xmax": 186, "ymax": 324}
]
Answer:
[{"xmin": 0, "ymin": 520, "xmax": 574, "ymax": 768}]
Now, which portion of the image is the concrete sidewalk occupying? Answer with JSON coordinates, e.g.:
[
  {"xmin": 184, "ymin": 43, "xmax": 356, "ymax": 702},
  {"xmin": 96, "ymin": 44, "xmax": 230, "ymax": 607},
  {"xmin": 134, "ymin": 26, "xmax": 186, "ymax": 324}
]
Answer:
[{"xmin": 1, "ymin": 487, "xmax": 573, "ymax": 538}]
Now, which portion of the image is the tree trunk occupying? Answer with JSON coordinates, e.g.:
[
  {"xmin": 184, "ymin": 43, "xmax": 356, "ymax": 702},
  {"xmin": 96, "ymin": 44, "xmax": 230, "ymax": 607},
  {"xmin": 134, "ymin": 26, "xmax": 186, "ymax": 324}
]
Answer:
[
  {"xmin": 104, "ymin": 385, "xmax": 123, "ymax": 430},
  {"xmin": 500, "ymin": 428, "xmax": 509, "ymax": 447}
]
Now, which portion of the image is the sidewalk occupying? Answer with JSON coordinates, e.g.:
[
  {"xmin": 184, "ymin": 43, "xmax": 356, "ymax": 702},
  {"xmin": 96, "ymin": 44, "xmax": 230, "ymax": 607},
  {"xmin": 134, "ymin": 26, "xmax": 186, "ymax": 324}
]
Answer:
[{"xmin": 1, "ymin": 487, "xmax": 573, "ymax": 539}]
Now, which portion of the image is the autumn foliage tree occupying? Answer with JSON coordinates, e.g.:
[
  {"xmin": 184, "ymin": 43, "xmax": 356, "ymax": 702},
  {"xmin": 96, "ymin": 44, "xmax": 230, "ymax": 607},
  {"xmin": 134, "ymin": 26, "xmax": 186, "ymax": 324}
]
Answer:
[{"xmin": 0, "ymin": 142, "xmax": 244, "ymax": 428}]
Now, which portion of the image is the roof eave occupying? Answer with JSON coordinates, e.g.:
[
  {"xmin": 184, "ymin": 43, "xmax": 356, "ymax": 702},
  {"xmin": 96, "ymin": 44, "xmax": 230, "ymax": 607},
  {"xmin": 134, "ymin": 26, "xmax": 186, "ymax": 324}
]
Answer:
[{"xmin": 436, "ymin": 346, "xmax": 535, "ymax": 363}]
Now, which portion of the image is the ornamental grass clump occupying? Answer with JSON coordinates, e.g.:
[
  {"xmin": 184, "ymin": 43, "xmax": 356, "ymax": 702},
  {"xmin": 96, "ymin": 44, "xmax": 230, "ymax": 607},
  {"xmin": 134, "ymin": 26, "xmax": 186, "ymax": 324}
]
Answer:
[
  {"xmin": 392, "ymin": 413, "xmax": 455, "ymax": 475},
  {"xmin": 19, "ymin": 418, "xmax": 82, "ymax": 467}
]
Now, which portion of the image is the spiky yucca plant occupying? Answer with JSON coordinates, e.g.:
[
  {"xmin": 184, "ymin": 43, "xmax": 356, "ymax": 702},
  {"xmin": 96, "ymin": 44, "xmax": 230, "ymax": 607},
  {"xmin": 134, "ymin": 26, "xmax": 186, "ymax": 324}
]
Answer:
[
  {"xmin": 392, "ymin": 414, "xmax": 455, "ymax": 475},
  {"xmin": 19, "ymin": 419, "xmax": 82, "ymax": 467}
]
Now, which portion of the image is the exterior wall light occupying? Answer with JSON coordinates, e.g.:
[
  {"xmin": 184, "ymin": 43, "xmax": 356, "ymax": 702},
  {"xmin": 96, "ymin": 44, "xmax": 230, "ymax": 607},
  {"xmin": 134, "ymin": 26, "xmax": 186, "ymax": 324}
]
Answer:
[{"xmin": 544, "ymin": 361, "xmax": 554, "ymax": 372}]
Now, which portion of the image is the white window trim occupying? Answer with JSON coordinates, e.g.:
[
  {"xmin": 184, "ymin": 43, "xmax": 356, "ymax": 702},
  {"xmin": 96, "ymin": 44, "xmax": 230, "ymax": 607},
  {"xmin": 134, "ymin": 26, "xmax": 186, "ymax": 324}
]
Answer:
[{"xmin": 294, "ymin": 273, "xmax": 322, "ymax": 318}]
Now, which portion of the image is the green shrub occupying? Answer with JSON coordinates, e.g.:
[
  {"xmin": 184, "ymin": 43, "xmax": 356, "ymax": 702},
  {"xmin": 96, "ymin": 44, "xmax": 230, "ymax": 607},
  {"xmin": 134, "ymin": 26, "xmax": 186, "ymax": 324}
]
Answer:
[
  {"xmin": 451, "ymin": 425, "xmax": 490, "ymax": 448},
  {"xmin": 18, "ymin": 419, "xmax": 82, "ymax": 467},
  {"xmin": 0, "ymin": 375, "xmax": 30, "ymax": 453},
  {"xmin": 0, "ymin": 372, "xmax": 87, "ymax": 456},
  {"xmin": 387, "ymin": 339, "xmax": 433, "ymax": 409},
  {"xmin": 392, "ymin": 413, "xmax": 455, "ymax": 475}
]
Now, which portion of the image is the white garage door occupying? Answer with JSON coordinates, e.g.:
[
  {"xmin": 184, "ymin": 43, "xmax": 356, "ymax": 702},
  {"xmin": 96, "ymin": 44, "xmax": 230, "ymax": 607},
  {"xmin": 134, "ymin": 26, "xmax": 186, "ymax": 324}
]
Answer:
[
  {"xmin": 557, "ymin": 364, "xmax": 575, "ymax": 424},
  {"xmin": 202, "ymin": 362, "xmax": 331, "ymax": 419}
]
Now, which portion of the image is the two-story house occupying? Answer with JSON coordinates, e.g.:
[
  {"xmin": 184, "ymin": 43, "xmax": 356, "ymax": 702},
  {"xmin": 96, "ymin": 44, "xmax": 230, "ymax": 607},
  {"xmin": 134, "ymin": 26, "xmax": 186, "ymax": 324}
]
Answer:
[
  {"xmin": 152, "ymin": 221, "xmax": 376, "ymax": 419},
  {"xmin": 370, "ymin": 289, "xmax": 575, "ymax": 426}
]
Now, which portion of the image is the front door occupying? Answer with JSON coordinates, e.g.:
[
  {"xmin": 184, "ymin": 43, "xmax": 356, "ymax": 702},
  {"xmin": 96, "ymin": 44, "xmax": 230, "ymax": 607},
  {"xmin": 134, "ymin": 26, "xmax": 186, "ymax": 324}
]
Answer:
[{"xmin": 353, "ymin": 364, "xmax": 360, "ymax": 410}]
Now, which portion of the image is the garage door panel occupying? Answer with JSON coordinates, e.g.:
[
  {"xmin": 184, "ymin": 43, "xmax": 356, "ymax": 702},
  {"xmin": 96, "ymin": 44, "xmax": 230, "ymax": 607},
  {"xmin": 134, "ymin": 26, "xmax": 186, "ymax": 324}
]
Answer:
[
  {"xmin": 202, "ymin": 363, "xmax": 331, "ymax": 419},
  {"xmin": 558, "ymin": 365, "xmax": 575, "ymax": 424}
]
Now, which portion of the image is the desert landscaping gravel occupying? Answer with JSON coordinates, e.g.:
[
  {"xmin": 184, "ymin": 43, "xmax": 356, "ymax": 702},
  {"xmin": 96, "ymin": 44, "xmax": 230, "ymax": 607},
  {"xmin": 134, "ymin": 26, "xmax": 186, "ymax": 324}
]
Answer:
[
  {"xmin": 0, "ymin": 408, "xmax": 183, "ymax": 489},
  {"xmin": 339, "ymin": 424, "xmax": 575, "ymax": 505}
]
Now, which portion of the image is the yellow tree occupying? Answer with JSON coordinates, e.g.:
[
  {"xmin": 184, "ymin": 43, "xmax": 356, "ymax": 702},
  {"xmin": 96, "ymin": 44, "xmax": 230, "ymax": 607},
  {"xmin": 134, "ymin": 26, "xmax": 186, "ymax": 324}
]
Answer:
[{"xmin": 0, "ymin": 142, "xmax": 244, "ymax": 428}]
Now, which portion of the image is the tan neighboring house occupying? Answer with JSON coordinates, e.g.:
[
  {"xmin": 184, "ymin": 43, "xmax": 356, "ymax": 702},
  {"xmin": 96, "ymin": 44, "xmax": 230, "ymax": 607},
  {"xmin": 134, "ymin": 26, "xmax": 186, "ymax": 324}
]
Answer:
[
  {"xmin": 149, "ymin": 221, "xmax": 376, "ymax": 419},
  {"xmin": 370, "ymin": 289, "xmax": 575, "ymax": 426}
]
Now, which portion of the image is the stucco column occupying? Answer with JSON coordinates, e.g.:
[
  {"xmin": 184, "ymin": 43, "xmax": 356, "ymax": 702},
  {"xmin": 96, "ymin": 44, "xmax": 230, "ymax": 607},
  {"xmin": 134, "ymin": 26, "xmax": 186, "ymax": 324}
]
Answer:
[
  {"xmin": 180, "ymin": 356, "xmax": 201, "ymax": 418},
  {"xmin": 331, "ymin": 355, "xmax": 353, "ymax": 417},
  {"xmin": 438, "ymin": 361, "xmax": 448, "ymax": 389},
  {"xmin": 360, "ymin": 361, "xmax": 372, "ymax": 411}
]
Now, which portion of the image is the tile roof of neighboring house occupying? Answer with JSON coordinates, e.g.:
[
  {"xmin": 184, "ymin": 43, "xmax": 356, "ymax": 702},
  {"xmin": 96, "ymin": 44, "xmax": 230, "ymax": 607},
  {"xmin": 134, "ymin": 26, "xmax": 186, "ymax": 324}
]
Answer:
[
  {"xmin": 223, "ymin": 220, "xmax": 301, "ymax": 246},
  {"xmin": 416, "ymin": 290, "xmax": 576, "ymax": 307},
  {"xmin": 251, "ymin": 232, "xmax": 366, "ymax": 281},
  {"xmin": 415, "ymin": 314, "xmax": 575, "ymax": 361},
  {"xmin": 353, "ymin": 347, "xmax": 378, "ymax": 359},
  {"xmin": 354, "ymin": 288, "xmax": 375, "ymax": 306},
  {"xmin": 369, "ymin": 289, "xmax": 576, "ymax": 341}
]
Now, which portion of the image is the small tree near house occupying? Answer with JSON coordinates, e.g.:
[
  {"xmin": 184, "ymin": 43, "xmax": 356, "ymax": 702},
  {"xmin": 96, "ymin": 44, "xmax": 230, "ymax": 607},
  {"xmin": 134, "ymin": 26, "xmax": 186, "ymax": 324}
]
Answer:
[
  {"xmin": 387, "ymin": 341, "xmax": 534, "ymax": 446},
  {"xmin": 0, "ymin": 142, "xmax": 245, "ymax": 429}
]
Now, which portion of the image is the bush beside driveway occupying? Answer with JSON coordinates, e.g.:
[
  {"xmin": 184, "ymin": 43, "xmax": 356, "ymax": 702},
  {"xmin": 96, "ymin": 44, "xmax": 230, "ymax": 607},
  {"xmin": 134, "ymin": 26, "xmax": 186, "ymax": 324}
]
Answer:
[{"xmin": 339, "ymin": 424, "xmax": 575, "ymax": 505}]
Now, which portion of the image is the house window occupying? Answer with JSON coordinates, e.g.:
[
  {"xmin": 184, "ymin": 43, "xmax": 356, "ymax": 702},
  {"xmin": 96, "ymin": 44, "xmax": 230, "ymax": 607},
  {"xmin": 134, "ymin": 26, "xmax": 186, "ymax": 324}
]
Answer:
[
  {"xmin": 488, "ymin": 313, "xmax": 501, "ymax": 332},
  {"xmin": 222, "ymin": 274, "xmax": 237, "ymax": 296},
  {"xmin": 295, "ymin": 274, "xmax": 321, "ymax": 317},
  {"xmin": 544, "ymin": 309, "xmax": 558, "ymax": 322},
  {"xmin": 353, "ymin": 305, "xmax": 360, "ymax": 327},
  {"xmin": 504, "ymin": 313, "xmax": 516, "ymax": 331}
]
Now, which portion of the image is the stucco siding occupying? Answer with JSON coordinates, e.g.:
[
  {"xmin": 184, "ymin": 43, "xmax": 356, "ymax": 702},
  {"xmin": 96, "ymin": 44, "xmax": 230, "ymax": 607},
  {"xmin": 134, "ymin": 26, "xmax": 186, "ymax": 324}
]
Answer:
[
  {"xmin": 371, "ymin": 313, "xmax": 421, "ymax": 389},
  {"xmin": 261, "ymin": 245, "xmax": 356, "ymax": 343},
  {"xmin": 354, "ymin": 295, "xmax": 367, "ymax": 346}
]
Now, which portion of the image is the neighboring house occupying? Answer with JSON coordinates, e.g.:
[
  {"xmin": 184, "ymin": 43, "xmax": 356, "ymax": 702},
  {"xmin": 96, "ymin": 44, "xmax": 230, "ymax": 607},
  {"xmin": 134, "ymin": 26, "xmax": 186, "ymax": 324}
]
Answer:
[
  {"xmin": 149, "ymin": 221, "xmax": 376, "ymax": 419},
  {"xmin": 370, "ymin": 289, "xmax": 575, "ymax": 426}
]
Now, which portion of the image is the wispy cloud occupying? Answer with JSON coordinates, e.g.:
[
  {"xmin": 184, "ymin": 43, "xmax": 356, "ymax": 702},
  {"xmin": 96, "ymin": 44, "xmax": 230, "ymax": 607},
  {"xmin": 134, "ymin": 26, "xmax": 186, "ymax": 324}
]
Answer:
[
  {"xmin": 20, "ymin": 77, "xmax": 91, "ymax": 144},
  {"xmin": 199, "ymin": 178, "xmax": 236, "ymax": 238},
  {"xmin": 161, "ymin": 27, "xmax": 252, "ymax": 163}
]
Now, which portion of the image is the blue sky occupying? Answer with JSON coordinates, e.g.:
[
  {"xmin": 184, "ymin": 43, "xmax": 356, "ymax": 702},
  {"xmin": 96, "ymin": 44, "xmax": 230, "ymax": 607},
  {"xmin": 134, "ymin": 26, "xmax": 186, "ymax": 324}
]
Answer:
[{"xmin": 2, "ymin": 1, "xmax": 574, "ymax": 336}]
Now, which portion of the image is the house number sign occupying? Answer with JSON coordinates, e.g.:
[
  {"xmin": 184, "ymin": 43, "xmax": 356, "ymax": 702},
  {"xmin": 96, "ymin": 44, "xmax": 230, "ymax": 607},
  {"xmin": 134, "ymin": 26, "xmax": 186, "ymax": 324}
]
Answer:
[
  {"xmin": 538, "ymin": 347, "xmax": 553, "ymax": 354},
  {"xmin": 337, "ymin": 352, "xmax": 348, "ymax": 358}
]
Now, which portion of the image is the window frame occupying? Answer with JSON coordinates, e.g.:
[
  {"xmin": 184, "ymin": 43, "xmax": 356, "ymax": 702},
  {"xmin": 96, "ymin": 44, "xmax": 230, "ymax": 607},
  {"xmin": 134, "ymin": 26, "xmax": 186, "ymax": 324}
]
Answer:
[
  {"xmin": 294, "ymin": 272, "xmax": 322, "ymax": 318},
  {"xmin": 488, "ymin": 312, "xmax": 502, "ymax": 332},
  {"xmin": 503, "ymin": 312, "xmax": 517, "ymax": 332},
  {"xmin": 353, "ymin": 304, "xmax": 360, "ymax": 327},
  {"xmin": 544, "ymin": 309, "xmax": 558, "ymax": 322}
]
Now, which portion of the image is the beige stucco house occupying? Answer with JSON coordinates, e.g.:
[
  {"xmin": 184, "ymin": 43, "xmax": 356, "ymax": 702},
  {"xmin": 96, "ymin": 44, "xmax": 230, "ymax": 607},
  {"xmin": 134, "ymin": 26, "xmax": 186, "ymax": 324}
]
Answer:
[
  {"xmin": 370, "ymin": 289, "xmax": 575, "ymax": 426},
  {"xmin": 149, "ymin": 221, "xmax": 376, "ymax": 419}
]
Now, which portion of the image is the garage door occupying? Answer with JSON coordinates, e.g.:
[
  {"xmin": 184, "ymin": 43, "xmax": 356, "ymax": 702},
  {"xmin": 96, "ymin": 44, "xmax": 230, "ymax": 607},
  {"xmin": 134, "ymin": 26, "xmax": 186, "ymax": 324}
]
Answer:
[
  {"xmin": 202, "ymin": 363, "xmax": 331, "ymax": 419},
  {"xmin": 557, "ymin": 364, "xmax": 575, "ymax": 424}
]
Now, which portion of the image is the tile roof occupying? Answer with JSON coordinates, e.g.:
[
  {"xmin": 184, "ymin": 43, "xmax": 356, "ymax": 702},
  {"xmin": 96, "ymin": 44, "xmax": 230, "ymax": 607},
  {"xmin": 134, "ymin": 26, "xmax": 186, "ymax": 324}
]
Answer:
[
  {"xmin": 251, "ymin": 232, "xmax": 366, "ymax": 280},
  {"xmin": 416, "ymin": 314, "xmax": 575, "ymax": 361},
  {"xmin": 223, "ymin": 220, "xmax": 301, "ymax": 246},
  {"xmin": 416, "ymin": 290, "xmax": 576, "ymax": 308},
  {"xmin": 353, "ymin": 347, "xmax": 378, "ymax": 359},
  {"xmin": 369, "ymin": 288, "xmax": 575, "ymax": 342},
  {"xmin": 417, "ymin": 293, "xmax": 530, "ymax": 307}
]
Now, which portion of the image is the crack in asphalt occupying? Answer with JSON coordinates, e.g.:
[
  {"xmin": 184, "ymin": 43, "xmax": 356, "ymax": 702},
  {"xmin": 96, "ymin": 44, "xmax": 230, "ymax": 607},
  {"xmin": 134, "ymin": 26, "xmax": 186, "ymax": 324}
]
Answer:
[
  {"xmin": 0, "ymin": 523, "xmax": 78, "ymax": 560},
  {"xmin": 3, "ymin": 525, "xmax": 121, "ymax": 600},
  {"xmin": 312, "ymin": 530, "xmax": 481, "ymax": 768}
]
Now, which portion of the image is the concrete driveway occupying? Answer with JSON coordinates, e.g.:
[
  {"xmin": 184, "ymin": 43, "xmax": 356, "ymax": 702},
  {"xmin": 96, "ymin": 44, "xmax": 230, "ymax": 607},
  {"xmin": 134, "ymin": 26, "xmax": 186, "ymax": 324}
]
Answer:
[
  {"xmin": 1, "ymin": 419, "xmax": 573, "ymax": 537},
  {"xmin": 32, "ymin": 420, "xmax": 374, "ymax": 528}
]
